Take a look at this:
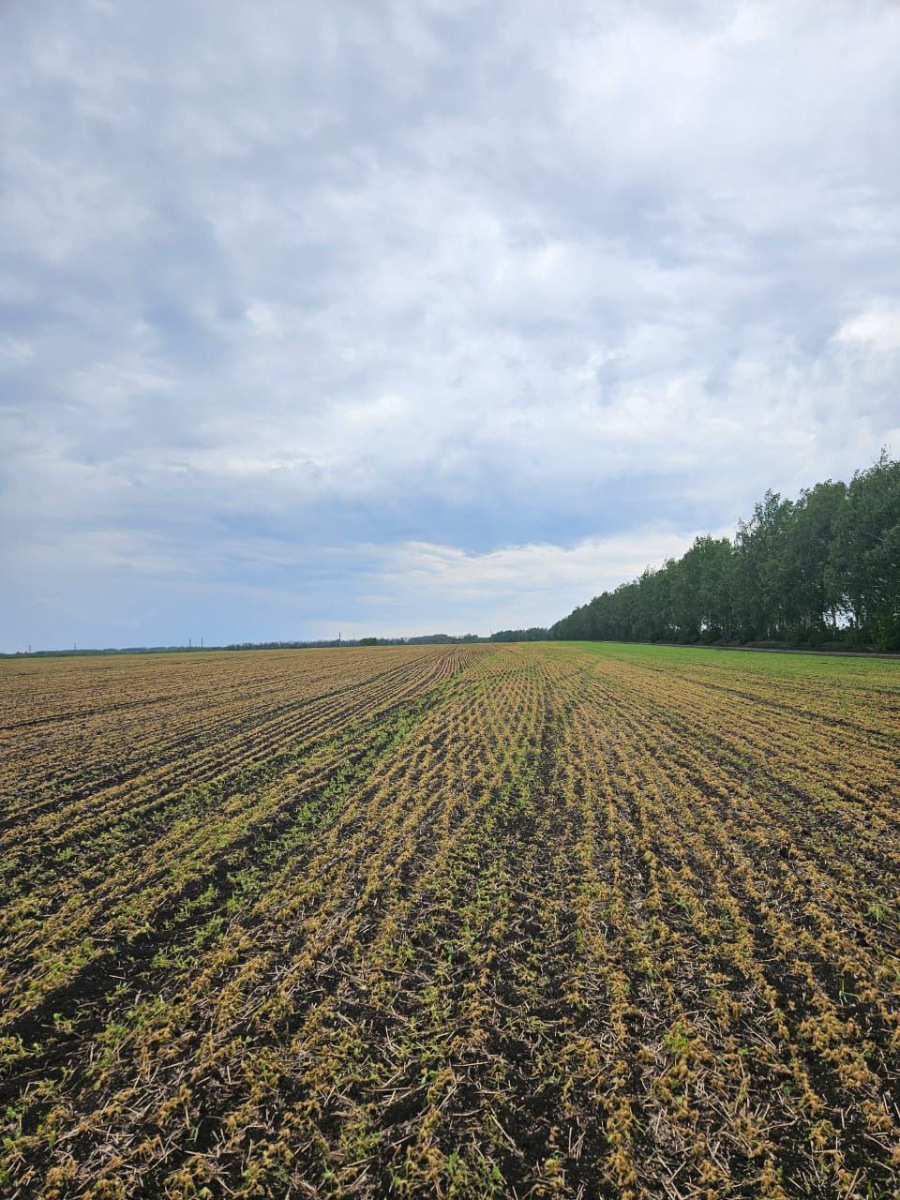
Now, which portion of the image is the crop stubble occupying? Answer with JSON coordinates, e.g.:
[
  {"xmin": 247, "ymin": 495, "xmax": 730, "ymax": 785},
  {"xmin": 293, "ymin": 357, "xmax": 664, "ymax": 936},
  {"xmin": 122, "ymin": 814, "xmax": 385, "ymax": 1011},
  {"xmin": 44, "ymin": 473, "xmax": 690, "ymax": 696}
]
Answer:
[{"xmin": 1, "ymin": 643, "xmax": 898, "ymax": 1198}]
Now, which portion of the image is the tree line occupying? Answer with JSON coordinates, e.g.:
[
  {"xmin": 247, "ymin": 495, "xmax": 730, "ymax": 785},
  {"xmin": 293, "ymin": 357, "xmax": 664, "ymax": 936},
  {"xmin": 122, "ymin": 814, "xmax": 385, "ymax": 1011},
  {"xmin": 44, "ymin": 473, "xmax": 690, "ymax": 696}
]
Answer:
[{"xmin": 551, "ymin": 450, "xmax": 900, "ymax": 651}]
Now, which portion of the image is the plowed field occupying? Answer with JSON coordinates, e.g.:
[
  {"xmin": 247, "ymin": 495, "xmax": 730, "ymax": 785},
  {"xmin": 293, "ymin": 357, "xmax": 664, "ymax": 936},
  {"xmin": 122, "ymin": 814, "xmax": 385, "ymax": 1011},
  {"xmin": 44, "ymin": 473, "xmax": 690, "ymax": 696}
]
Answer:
[{"xmin": 2, "ymin": 643, "xmax": 899, "ymax": 1199}]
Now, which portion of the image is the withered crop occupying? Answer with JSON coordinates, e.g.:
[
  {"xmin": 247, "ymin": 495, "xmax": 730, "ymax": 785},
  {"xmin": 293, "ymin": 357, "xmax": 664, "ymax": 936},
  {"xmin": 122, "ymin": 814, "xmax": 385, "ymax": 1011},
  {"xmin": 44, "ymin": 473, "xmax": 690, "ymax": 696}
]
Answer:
[{"xmin": 1, "ymin": 642, "xmax": 898, "ymax": 1199}]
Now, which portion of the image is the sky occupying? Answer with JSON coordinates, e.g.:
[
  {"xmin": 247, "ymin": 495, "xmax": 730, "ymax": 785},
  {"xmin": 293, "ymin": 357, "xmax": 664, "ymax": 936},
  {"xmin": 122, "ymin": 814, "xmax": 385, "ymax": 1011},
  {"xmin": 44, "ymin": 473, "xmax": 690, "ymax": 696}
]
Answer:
[{"xmin": 2, "ymin": 0, "xmax": 900, "ymax": 649}]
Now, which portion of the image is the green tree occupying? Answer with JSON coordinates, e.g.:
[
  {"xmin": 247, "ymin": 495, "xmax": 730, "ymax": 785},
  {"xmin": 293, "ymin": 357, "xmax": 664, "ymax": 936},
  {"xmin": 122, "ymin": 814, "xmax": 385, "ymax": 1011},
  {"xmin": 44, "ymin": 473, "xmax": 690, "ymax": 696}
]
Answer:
[
  {"xmin": 779, "ymin": 481, "xmax": 847, "ymax": 640},
  {"xmin": 827, "ymin": 450, "xmax": 900, "ymax": 648}
]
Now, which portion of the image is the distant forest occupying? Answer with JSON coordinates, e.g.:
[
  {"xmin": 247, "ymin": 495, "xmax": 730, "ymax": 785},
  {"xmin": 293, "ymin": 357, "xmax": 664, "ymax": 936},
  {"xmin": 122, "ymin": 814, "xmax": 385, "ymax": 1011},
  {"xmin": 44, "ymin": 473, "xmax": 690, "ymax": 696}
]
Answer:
[{"xmin": 552, "ymin": 450, "xmax": 900, "ymax": 651}]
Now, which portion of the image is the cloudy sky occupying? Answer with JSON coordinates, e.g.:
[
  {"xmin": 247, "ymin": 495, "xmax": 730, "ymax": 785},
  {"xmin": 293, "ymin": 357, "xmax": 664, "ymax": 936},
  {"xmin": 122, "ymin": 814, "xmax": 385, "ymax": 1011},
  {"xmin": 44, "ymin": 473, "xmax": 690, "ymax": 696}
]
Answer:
[{"xmin": 2, "ymin": 0, "xmax": 900, "ymax": 649}]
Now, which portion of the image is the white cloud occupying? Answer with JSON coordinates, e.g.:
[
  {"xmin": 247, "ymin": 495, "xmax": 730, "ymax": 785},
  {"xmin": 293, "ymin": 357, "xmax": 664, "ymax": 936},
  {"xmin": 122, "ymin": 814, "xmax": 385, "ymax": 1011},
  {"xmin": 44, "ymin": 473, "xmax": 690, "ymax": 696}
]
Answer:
[
  {"xmin": 382, "ymin": 529, "xmax": 717, "ymax": 613},
  {"xmin": 835, "ymin": 305, "xmax": 900, "ymax": 355}
]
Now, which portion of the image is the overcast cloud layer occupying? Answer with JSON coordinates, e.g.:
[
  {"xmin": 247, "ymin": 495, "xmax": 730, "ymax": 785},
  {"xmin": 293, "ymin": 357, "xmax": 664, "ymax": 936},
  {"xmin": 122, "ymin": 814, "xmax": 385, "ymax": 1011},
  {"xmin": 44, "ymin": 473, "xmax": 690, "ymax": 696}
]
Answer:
[{"xmin": 2, "ymin": 0, "xmax": 900, "ymax": 648}]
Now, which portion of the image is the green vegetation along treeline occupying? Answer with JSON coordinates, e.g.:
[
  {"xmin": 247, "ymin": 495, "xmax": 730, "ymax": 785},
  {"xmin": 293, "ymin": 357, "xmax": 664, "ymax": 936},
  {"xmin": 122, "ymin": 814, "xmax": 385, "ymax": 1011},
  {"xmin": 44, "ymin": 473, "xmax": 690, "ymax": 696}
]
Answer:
[
  {"xmin": 490, "ymin": 627, "xmax": 549, "ymax": 642},
  {"xmin": 552, "ymin": 449, "xmax": 900, "ymax": 650}
]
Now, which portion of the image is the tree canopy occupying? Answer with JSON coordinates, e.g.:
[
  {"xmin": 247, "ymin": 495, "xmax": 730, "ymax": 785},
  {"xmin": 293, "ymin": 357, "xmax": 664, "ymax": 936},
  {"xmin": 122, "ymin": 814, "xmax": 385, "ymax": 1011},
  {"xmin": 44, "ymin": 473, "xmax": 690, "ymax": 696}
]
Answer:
[{"xmin": 552, "ymin": 451, "xmax": 900, "ymax": 651}]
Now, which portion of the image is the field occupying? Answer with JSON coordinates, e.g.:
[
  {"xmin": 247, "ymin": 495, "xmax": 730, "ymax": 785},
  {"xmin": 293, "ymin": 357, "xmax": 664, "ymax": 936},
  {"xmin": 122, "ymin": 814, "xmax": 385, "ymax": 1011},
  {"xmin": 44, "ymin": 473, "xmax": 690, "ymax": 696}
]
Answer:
[{"xmin": 1, "ymin": 642, "xmax": 899, "ymax": 1200}]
